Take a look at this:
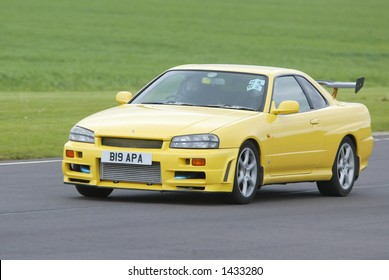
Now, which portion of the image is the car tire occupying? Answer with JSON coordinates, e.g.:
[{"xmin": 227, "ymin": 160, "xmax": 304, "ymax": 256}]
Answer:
[
  {"xmin": 317, "ymin": 137, "xmax": 357, "ymax": 196},
  {"xmin": 231, "ymin": 141, "xmax": 261, "ymax": 204},
  {"xmin": 75, "ymin": 185, "xmax": 113, "ymax": 198}
]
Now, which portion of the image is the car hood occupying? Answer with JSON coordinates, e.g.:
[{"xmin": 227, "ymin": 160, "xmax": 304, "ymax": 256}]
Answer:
[{"xmin": 76, "ymin": 104, "xmax": 259, "ymax": 139}]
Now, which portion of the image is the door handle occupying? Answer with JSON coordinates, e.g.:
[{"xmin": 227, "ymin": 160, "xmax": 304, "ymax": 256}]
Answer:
[{"xmin": 310, "ymin": 119, "xmax": 320, "ymax": 125}]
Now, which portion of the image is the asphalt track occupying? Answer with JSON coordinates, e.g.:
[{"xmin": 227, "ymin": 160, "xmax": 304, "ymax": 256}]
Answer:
[{"xmin": 0, "ymin": 135, "xmax": 388, "ymax": 260}]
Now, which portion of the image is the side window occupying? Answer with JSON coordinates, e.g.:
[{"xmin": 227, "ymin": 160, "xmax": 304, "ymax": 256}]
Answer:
[
  {"xmin": 295, "ymin": 76, "xmax": 328, "ymax": 109},
  {"xmin": 273, "ymin": 76, "xmax": 310, "ymax": 112}
]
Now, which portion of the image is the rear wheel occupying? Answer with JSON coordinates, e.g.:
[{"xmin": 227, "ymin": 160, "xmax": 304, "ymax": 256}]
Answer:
[
  {"xmin": 75, "ymin": 185, "xmax": 113, "ymax": 198},
  {"xmin": 231, "ymin": 141, "xmax": 261, "ymax": 204},
  {"xmin": 317, "ymin": 137, "xmax": 357, "ymax": 196}
]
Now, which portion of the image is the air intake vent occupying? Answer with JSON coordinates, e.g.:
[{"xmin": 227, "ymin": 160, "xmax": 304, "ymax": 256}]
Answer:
[
  {"xmin": 100, "ymin": 162, "xmax": 162, "ymax": 184},
  {"xmin": 102, "ymin": 138, "xmax": 163, "ymax": 149}
]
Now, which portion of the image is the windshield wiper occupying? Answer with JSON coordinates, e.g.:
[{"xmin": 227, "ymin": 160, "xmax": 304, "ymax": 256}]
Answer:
[
  {"xmin": 173, "ymin": 102, "xmax": 196, "ymax": 106},
  {"xmin": 140, "ymin": 102, "xmax": 167, "ymax": 105},
  {"xmin": 141, "ymin": 101, "xmax": 196, "ymax": 106},
  {"xmin": 141, "ymin": 102, "xmax": 256, "ymax": 111},
  {"xmin": 199, "ymin": 104, "xmax": 256, "ymax": 111},
  {"xmin": 224, "ymin": 105, "xmax": 257, "ymax": 111}
]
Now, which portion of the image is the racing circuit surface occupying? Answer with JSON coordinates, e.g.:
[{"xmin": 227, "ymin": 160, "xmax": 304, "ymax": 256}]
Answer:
[{"xmin": 1, "ymin": 135, "xmax": 388, "ymax": 260}]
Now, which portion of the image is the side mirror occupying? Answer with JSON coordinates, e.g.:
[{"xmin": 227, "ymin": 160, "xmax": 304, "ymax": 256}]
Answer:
[
  {"xmin": 271, "ymin": 100, "xmax": 299, "ymax": 115},
  {"xmin": 116, "ymin": 91, "xmax": 133, "ymax": 105}
]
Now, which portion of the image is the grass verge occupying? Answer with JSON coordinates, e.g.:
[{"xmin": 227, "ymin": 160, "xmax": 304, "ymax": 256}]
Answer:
[{"xmin": 0, "ymin": 91, "xmax": 116, "ymax": 159}]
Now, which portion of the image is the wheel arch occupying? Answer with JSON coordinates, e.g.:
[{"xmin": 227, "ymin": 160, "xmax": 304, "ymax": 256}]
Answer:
[
  {"xmin": 344, "ymin": 134, "xmax": 360, "ymax": 179},
  {"xmin": 241, "ymin": 138, "xmax": 264, "ymax": 186},
  {"xmin": 244, "ymin": 138, "xmax": 260, "ymax": 153}
]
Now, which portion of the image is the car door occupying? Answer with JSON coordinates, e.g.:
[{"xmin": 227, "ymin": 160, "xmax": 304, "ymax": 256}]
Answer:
[{"xmin": 268, "ymin": 75, "xmax": 326, "ymax": 176}]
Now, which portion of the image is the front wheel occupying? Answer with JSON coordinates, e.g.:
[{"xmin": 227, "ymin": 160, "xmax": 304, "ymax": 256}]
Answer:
[
  {"xmin": 231, "ymin": 141, "xmax": 261, "ymax": 204},
  {"xmin": 75, "ymin": 185, "xmax": 113, "ymax": 198},
  {"xmin": 317, "ymin": 137, "xmax": 357, "ymax": 196}
]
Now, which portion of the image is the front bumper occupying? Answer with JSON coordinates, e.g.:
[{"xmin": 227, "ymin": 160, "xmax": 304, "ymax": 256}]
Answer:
[{"xmin": 62, "ymin": 140, "xmax": 239, "ymax": 193}]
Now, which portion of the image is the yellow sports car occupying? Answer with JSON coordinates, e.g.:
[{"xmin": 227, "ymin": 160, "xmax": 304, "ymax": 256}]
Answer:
[{"xmin": 62, "ymin": 64, "xmax": 373, "ymax": 204}]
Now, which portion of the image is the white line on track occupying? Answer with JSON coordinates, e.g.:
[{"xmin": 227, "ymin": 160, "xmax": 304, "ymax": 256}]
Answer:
[
  {"xmin": 355, "ymin": 183, "xmax": 389, "ymax": 189},
  {"xmin": 374, "ymin": 138, "xmax": 389, "ymax": 142},
  {"xmin": 0, "ymin": 159, "xmax": 62, "ymax": 166},
  {"xmin": 276, "ymin": 183, "xmax": 389, "ymax": 195}
]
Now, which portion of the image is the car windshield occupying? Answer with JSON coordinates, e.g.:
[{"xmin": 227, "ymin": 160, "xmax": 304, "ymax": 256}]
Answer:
[{"xmin": 131, "ymin": 70, "xmax": 268, "ymax": 111}]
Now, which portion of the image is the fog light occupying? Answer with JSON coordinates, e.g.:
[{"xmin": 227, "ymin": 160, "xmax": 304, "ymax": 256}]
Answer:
[
  {"xmin": 80, "ymin": 165, "xmax": 90, "ymax": 174},
  {"xmin": 66, "ymin": 150, "xmax": 75, "ymax": 158},
  {"xmin": 175, "ymin": 171, "xmax": 206, "ymax": 179},
  {"xmin": 192, "ymin": 158, "xmax": 206, "ymax": 166},
  {"xmin": 70, "ymin": 164, "xmax": 90, "ymax": 174}
]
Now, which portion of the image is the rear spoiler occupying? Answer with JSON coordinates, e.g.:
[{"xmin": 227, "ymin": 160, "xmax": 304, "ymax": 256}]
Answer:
[{"xmin": 316, "ymin": 77, "xmax": 365, "ymax": 98}]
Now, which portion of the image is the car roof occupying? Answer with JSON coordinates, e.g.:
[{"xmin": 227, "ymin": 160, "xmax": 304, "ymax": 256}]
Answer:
[{"xmin": 170, "ymin": 64, "xmax": 306, "ymax": 77}]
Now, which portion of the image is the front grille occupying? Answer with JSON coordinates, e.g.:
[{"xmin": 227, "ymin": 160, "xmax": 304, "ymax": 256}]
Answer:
[
  {"xmin": 100, "ymin": 162, "xmax": 162, "ymax": 184},
  {"xmin": 102, "ymin": 137, "xmax": 163, "ymax": 149}
]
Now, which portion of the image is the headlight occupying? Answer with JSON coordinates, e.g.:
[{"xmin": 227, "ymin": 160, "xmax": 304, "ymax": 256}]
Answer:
[
  {"xmin": 170, "ymin": 134, "xmax": 219, "ymax": 149},
  {"xmin": 69, "ymin": 126, "xmax": 95, "ymax": 143}
]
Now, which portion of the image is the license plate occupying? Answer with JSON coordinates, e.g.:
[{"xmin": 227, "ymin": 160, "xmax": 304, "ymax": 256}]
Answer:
[{"xmin": 101, "ymin": 151, "xmax": 152, "ymax": 165}]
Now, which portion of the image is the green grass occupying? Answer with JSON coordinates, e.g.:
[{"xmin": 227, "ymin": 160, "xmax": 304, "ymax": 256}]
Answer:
[
  {"xmin": 0, "ymin": 0, "xmax": 388, "ymax": 159},
  {"xmin": 0, "ymin": 91, "xmax": 116, "ymax": 159},
  {"xmin": 1, "ymin": 0, "xmax": 388, "ymax": 90}
]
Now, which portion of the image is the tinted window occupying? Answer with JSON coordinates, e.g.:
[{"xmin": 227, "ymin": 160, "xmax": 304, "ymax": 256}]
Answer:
[
  {"xmin": 273, "ymin": 76, "xmax": 310, "ymax": 112},
  {"xmin": 296, "ymin": 76, "xmax": 327, "ymax": 109}
]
